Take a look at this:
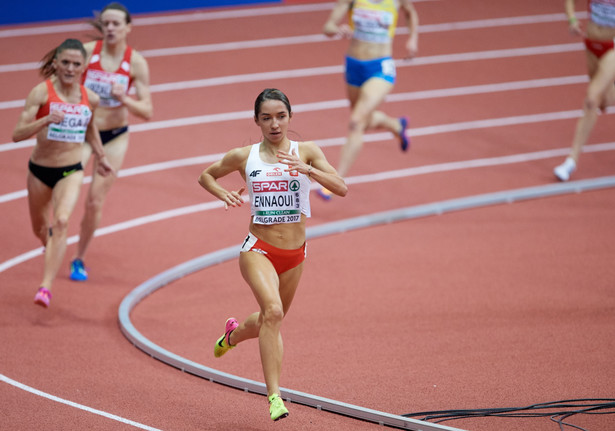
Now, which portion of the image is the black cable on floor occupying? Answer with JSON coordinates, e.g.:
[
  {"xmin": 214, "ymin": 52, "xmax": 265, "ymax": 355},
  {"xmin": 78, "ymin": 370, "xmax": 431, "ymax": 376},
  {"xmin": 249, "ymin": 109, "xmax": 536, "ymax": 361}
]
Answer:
[{"xmin": 402, "ymin": 398, "xmax": 615, "ymax": 431}]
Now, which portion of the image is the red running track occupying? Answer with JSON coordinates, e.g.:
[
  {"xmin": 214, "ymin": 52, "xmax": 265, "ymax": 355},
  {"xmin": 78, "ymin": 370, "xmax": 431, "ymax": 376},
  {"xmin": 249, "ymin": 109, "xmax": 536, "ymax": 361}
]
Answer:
[{"xmin": 1, "ymin": 1, "xmax": 614, "ymax": 430}]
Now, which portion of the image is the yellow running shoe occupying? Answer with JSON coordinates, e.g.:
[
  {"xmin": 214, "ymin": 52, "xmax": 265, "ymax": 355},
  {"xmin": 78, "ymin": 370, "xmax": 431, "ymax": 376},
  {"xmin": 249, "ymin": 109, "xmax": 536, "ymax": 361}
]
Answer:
[
  {"xmin": 214, "ymin": 318, "xmax": 238, "ymax": 358},
  {"xmin": 268, "ymin": 394, "xmax": 289, "ymax": 421}
]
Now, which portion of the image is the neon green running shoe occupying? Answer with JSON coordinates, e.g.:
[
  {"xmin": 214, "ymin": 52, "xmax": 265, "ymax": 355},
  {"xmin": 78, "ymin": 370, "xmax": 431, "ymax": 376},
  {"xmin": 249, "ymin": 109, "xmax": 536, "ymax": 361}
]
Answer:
[
  {"xmin": 214, "ymin": 318, "xmax": 238, "ymax": 358},
  {"xmin": 268, "ymin": 394, "xmax": 289, "ymax": 421}
]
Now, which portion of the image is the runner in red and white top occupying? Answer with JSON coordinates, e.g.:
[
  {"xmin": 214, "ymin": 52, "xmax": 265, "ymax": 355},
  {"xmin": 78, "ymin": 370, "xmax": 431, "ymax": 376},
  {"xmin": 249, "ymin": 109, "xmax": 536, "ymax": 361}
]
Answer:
[
  {"xmin": 83, "ymin": 39, "xmax": 132, "ymax": 108},
  {"xmin": 12, "ymin": 39, "xmax": 113, "ymax": 307},
  {"xmin": 70, "ymin": 2, "xmax": 153, "ymax": 282},
  {"xmin": 36, "ymin": 79, "xmax": 92, "ymax": 143}
]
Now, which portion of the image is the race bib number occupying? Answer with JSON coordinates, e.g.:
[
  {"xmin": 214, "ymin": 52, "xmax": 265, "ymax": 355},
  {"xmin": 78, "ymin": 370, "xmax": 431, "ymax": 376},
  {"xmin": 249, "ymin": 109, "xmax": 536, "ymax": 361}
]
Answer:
[
  {"xmin": 352, "ymin": 8, "xmax": 393, "ymax": 43},
  {"xmin": 84, "ymin": 70, "xmax": 129, "ymax": 108},
  {"xmin": 253, "ymin": 211, "xmax": 302, "ymax": 224},
  {"xmin": 47, "ymin": 102, "xmax": 91, "ymax": 143},
  {"xmin": 381, "ymin": 59, "xmax": 396, "ymax": 78},
  {"xmin": 353, "ymin": 9, "xmax": 393, "ymax": 30}
]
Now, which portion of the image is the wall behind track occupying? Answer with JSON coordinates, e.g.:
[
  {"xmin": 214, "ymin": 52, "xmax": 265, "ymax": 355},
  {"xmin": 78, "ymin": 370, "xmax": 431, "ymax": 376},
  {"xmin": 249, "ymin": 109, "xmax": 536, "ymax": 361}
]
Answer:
[{"xmin": 0, "ymin": 0, "xmax": 282, "ymax": 26}]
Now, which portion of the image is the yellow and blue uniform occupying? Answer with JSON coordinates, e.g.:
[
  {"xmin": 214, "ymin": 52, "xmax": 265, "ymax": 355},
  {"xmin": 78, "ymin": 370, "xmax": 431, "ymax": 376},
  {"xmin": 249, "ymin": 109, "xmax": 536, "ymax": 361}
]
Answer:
[{"xmin": 345, "ymin": 0, "xmax": 399, "ymax": 87}]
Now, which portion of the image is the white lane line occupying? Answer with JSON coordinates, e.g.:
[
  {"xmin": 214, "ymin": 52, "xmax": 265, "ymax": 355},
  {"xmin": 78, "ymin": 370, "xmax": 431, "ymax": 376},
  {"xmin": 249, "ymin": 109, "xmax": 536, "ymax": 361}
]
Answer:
[
  {"xmin": 0, "ymin": 10, "xmax": 585, "ymax": 73},
  {"xmin": 0, "ymin": 108, "xmax": 583, "ymax": 203},
  {"xmin": 0, "ymin": 0, "xmax": 465, "ymax": 39},
  {"xmin": 0, "ymin": 44, "xmax": 586, "ymax": 109},
  {"xmin": 0, "ymin": 74, "xmax": 592, "ymax": 152},
  {"xmin": 133, "ymin": 48, "xmax": 587, "ymax": 93},
  {"xmin": 1, "ymin": 106, "xmax": 613, "ymax": 204},
  {"xmin": 0, "ymin": 4, "xmax": 331, "ymax": 38},
  {"xmin": 0, "ymin": 152, "xmax": 224, "ymax": 204},
  {"xmin": 347, "ymin": 142, "xmax": 615, "ymax": 185},
  {"xmin": 138, "ymin": 37, "xmax": 581, "ymax": 59},
  {"xmin": 0, "ymin": 374, "xmax": 162, "ymax": 430},
  {"xmin": 2, "ymin": 141, "xmax": 614, "ymax": 274}
]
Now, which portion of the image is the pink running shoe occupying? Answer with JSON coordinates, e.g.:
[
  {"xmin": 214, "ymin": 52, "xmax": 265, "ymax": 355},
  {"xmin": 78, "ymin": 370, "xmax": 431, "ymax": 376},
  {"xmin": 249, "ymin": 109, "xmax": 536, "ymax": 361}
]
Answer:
[
  {"xmin": 214, "ymin": 318, "xmax": 239, "ymax": 358},
  {"xmin": 34, "ymin": 287, "xmax": 51, "ymax": 308}
]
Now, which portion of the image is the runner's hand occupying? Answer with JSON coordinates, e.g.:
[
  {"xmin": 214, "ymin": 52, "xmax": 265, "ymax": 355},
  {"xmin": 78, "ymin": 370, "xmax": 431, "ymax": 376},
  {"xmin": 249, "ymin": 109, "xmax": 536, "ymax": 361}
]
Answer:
[
  {"xmin": 110, "ymin": 82, "xmax": 127, "ymax": 103},
  {"xmin": 96, "ymin": 156, "xmax": 115, "ymax": 177},
  {"xmin": 405, "ymin": 37, "xmax": 418, "ymax": 60},
  {"xmin": 277, "ymin": 149, "xmax": 309, "ymax": 175},
  {"xmin": 323, "ymin": 22, "xmax": 353, "ymax": 39},
  {"xmin": 47, "ymin": 110, "xmax": 64, "ymax": 125},
  {"xmin": 223, "ymin": 187, "xmax": 245, "ymax": 210},
  {"xmin": 568, "ymin": 18, "xmax": 584, "ymax": 37}
]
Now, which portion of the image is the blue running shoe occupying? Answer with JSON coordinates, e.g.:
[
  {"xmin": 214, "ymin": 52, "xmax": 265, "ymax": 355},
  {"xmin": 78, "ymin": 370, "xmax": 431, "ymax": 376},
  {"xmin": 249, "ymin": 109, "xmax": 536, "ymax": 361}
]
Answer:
[
  {"xmin": 399, "ymin": 117, "xmax": 410, "ymax": 152},
  {"xmin": 70, "ymin": 258, "xmax": 88, "ymax": 281},
  {"xmin": 316, "ymin": 187, "xmax": 333, "ymax": 201}
]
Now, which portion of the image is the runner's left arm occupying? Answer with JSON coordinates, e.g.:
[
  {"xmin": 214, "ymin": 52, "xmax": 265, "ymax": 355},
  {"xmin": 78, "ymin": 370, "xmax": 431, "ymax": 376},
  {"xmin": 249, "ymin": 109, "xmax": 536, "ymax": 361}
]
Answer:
[
  {"xmin": 400, "ymin": 0, "xmax": 419, "ymax": 59},
  {"xmin": 112, "ymin": 51, "xmax": 153, "ymax": 120}
]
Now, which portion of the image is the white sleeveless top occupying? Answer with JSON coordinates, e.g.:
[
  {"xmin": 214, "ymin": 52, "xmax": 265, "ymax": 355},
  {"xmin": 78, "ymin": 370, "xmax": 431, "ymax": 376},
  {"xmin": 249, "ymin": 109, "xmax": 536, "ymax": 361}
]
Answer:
[{"xmin": 245, "ymin": 141, "xmax": 312, "ymax": 225}]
